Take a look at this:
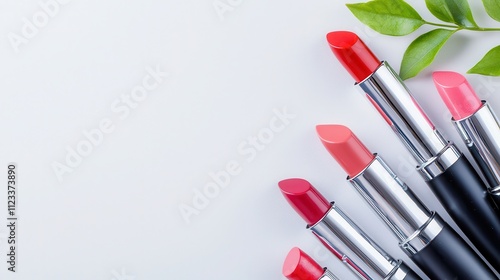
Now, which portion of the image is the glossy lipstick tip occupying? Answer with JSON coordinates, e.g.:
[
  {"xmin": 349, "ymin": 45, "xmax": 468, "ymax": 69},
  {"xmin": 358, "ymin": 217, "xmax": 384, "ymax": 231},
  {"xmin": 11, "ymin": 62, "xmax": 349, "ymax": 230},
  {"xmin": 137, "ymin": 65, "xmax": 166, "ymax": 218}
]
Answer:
[
  {"xmin": 433, "ymin": 71, "xmax": 482, "ymax": 120},
  {"xmin": 283, "ymin": 247, "xmax": 324, "ymax": 280},
  {"xmin": 326, "ymin": 31, "xmax": 380, "ymax": 83},
  {"xmin": 278, "ymin": 178, "xmax": 331, "ymax": 225},
  {"xmin": 316, "ymin": 124, "xmax": 374, "ymax": 178}
]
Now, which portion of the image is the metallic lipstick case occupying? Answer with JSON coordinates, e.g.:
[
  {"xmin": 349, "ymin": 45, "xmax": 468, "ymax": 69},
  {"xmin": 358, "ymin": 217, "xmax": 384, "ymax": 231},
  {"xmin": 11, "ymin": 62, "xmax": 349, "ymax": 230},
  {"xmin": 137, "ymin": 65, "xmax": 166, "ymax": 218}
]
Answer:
[
  {"xmin": 453, "ymin": 101, "xmax": 500, "ymax": 203},
  {"xmin": 349, "ymin": 156, "xmax": 444, "ymax": 256},
  {"xmin": 320, "ymin": 269, "xmax": 340, "ymax": 280},
  {"xmin": 357, "ymin": 61, "xmax": 461, "ymax": 180},
  {"xmin": 309, "ymin": 203, "xmax": 415, "ymax": 280}
]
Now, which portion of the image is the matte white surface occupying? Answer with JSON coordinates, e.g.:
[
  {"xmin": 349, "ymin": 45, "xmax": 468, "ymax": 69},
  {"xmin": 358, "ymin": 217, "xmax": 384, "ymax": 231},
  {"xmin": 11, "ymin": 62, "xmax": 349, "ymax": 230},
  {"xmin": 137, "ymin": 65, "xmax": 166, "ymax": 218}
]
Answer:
[{"xmin": 0, "ymin": 0, "xmax": 499, "ymax": 279}]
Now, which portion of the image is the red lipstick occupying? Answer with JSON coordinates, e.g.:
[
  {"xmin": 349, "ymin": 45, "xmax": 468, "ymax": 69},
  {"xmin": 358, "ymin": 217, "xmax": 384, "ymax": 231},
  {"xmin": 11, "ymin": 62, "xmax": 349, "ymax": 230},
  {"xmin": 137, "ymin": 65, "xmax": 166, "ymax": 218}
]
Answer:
[
  {"xmin": 433, "ymin": 71, "xmax": 482, "ymax": 120},
  {"xmin": 278, "ymin": 178, "xmax": 421, "ymax": 280},
  {"xmin": 283, "ymin": 247, "xmax": 326, "ymax": 280},
  {"xmin": 316, "ymin": 124, "xmax": 374, "ymax": 178},
  {"xmin": 326, "ymin": 31, "xmax": 380, "ymax": 83},
  {"xmin": 326, "ymin": 30, "xmax": 500, "ymax": 271},
  {"xmin": 278, "ymin": 178, "xmax": 330, "ymax": 225}
]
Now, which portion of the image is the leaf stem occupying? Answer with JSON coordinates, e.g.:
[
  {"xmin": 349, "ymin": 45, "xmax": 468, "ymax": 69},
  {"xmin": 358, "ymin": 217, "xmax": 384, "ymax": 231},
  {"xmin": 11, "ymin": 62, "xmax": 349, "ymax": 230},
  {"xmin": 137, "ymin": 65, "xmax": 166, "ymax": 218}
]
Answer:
[
  {"xmin": 424, "ymin": 21, "xmax": 458, "ymax": 28},
  {"xmin": 424, "ymin": 21, "xmax": 500, "ymax": 32},
  {"xmin": 467, "ymin": 27, "xmax": 500, "ymax": 32}
]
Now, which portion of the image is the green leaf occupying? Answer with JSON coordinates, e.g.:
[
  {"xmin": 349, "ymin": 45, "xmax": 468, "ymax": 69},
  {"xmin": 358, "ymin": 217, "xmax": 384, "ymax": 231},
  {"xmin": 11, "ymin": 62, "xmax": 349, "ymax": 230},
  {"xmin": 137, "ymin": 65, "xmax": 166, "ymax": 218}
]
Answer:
[
  {"xmin": 468, "ymin": 45, "xmax": 500, "ymax": 75},
  {"xmin": 425, "ymin": 0, "xmax": 477, "ymax": 27},
  {"xmin": 347, "ymin": 0, "xmax": 424, "ymax": 36},
  {"xmin": 400, "ymin": 29, "xmax": 455, "ymax": 80},
  {"xmin": 481, "ymin": 0, "xmax": 500, "ymax": 22}
]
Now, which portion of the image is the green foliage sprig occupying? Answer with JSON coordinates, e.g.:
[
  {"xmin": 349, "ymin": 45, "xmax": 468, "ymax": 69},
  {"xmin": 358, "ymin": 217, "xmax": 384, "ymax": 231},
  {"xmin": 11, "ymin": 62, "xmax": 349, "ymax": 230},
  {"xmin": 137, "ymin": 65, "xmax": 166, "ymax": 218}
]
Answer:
[{"xmin": 347, "ymin": 0, "xmax": 500, "ymax": 79}]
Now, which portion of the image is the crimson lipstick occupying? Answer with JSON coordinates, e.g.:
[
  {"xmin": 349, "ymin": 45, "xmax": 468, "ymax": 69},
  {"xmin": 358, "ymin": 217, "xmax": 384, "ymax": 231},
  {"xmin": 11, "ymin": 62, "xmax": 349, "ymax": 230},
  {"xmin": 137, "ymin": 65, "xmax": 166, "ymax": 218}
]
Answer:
[
  {"xmin": 433, "ymin": 71, "xmax": 500, "ymax": 212},
  {"xmin": 279, "ymin": 179, "xmax": 421, "ymax": 280},
  {"xmin": 283, "ymin": 247, "xmax": 339, "ymax": 280},
  {"xmin": 280, "ymin": 179, "xmax": 331, "ymax": 225},
  {"xmin": 326, "ymin": 31, "xmax": 500, "ymax": 272},
  {"xmin": 317, "ymin": 124, "xmax": 497, "ymax": 279}
]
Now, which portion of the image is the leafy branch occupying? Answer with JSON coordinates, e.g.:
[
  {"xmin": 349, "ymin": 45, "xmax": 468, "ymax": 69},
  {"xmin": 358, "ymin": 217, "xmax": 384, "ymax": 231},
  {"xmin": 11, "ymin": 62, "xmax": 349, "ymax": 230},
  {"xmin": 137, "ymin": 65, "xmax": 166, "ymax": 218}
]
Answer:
[{"xmin": 346, "ymin": 0, "xmax": 500, "ymax": 79}]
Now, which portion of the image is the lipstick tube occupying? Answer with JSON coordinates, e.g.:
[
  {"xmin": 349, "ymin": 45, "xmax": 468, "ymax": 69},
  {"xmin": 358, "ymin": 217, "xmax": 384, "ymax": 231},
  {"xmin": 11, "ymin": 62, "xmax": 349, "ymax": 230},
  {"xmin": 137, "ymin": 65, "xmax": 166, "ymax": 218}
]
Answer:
[
  {"xmin": 351, "ymin": 156, "xmax": 496, "ymax": 279},
  {"xmin": 453, "ymin": 102, "xmax": 500, "ymax": 205},
  {"xmin": 358, "ymin": 61, "xmax": 461, "ymax": 177},
  {"xmin": 321, "ymin": 270, "xmax": 340, "ymax": 280},
  {"xmin": 279, "ymin": 179, "xmax": 421, "ymax": 280},
  {"xmin": 359, "ymin": 61, "xmax": 500, "ymax": 271},
  {"xmin": 310, "ymin": 204, "xmax": 418, "ymax": 280},
  {"xmin": 283, "ymin": 247, "xmax": 341, "ymax": 280},
  {"xmin": 326, "ymin": 31, "xmax": 500, "ymax": 270},
  {"xmin": 432, "ymin": 71, "xmax": 500, "ymax": 209},
  {"xmin": 316, "ymin": 124, "xmax": 497, "ymax": 279}
]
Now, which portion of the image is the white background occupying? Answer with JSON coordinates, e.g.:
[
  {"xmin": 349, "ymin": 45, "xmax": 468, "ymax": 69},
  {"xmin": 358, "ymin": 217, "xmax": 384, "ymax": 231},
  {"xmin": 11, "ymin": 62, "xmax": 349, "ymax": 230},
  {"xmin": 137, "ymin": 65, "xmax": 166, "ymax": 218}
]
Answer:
[{"xmin": 0, "ymin": 0, "xmax": 499, "ymax": 279}]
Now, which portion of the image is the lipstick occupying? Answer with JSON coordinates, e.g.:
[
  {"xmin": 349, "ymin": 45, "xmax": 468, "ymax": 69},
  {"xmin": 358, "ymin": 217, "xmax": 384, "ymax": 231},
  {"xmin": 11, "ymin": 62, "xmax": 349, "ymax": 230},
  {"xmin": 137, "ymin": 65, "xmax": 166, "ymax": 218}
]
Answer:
[
  {"xmin": 326, "ymin": 31, "xmax": 500, "ymax": 271},
  {"xmin": 433, "ymin": 71, "xmax": 500, "ymax": 211},
  {"xmin": 279, "ymin": 178, "xmax": 421, "ymax": 280},
  {"xmin": 317, "ymin": 124, "xmax": 497, "ymax": 279},
  {"xmin": 283, "ymin": 247, "xmax": 340, "ymax": 280}
]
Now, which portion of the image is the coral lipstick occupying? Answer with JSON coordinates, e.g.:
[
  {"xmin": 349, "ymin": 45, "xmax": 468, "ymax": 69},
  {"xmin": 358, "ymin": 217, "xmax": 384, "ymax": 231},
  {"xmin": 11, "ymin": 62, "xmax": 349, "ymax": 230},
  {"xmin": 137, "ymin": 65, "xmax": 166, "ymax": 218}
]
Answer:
[
  {"xmin": 315, "ymin": 125, "xmax": 374, "ymax": 178},
  {"xmin": 326, "ymin": 31, "xmax": 500, "ymax": 272},
  {"xmin": 433, "ymin": 71, "xmax": 500, "ymax": 216},
  {"xmin": 283, "ymin": 247, "xmax": 339, "ymax": 280},
  {"xmin": 317, "ymin": 124, "xmax": 497, "ymax": 279},
  {"xmin": 279, "ymin": 179, "xmax": 421, "ymax": 280}
]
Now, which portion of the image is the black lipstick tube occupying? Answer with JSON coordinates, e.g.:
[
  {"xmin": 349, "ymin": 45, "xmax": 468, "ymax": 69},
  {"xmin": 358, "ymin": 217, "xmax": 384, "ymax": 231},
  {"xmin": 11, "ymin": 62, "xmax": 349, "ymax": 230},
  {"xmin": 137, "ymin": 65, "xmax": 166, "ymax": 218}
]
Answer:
[
  {"xmin": 349, "ymin": 155, "xmax": 497, "ymax": 279},
  {"xmin": 452, "ymin": 101, "xmax": 500, "ymax": 209},
  {"xmin": 356, "ymin": 62, "xmax": 500, "ymax": 271}
]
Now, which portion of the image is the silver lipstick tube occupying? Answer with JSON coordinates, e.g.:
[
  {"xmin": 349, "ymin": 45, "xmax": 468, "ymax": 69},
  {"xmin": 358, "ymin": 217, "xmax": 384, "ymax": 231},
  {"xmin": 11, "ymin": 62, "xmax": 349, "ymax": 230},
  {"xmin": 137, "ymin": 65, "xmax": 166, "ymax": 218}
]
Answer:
[
  {"xmin": 453, "ymin": 101, "xmax": 500, "ymax": 200},
  {"xmin": 320, "ymin": 269, "xmax": 341, "ymax": 280},
  {"xmin": 309, "ymin": 204, "xmax": 414, "ymax": 280},
  {"xmin": 358, "ymin": 62, "xmax": 461, "ymax": 180},
  {"xmin": 349, "ymin": 156, "xmax": 444, "ymax": 255},
  {"xmin": 356, "ymin": 61, "xmax": 500, "ymax": 273}
]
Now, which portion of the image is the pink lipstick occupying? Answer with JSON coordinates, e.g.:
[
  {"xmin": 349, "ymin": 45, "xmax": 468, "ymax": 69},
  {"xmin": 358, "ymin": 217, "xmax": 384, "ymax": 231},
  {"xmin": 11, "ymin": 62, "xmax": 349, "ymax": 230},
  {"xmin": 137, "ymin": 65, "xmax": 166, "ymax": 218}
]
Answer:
[
  {"xmin": 433, "ymin": 71, "xmax": 482, "ymax": 120},
  {"xmin": 433, "ymin": 71, "xmax": 500, "ymax": 218}
]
